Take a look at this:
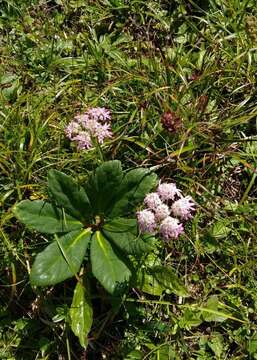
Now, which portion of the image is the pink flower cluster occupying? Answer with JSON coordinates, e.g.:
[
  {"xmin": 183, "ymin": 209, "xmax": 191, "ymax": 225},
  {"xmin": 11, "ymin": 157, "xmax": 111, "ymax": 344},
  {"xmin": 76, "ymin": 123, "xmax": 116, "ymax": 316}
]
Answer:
[
  {"xmin": 136, "ymin": 182, "xmax": 195, "ymax": 240},
  {"xmin": 65, "ymin": 107, "xmax": 112, "ymax": 150}
]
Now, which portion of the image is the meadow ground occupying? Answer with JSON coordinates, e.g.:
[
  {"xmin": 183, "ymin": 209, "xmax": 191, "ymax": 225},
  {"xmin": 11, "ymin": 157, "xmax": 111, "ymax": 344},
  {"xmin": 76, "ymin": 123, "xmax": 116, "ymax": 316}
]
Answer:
[{"xmin": 0, "ymin": 0, "xmax": 257, "ymax": 359}]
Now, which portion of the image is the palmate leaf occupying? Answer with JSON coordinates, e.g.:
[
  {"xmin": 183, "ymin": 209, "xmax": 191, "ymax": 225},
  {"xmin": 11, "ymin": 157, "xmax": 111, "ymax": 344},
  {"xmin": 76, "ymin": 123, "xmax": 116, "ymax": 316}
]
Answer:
[
  {"xmin": 70, "ymin": 280, "xmax": 93, "ymax": 349},
  {"xmin": 84, "ymin": 161, "xmax": 157, "ymax": 218},
  {"xmin": 90, "ymin": 231, "xmax": 131, "ymax": 294},
  {"xmin": 84, "ymin": 160, "xmax": 123, "ymax": 216},
  {"xmin": 103, "ymin": 217, "xmax": 138, "ymax": 233},
  {"xmin": 110, "ymin": 168, "xmax": 158, "ymax": 218},
  {"xmin": 103, "ymin": 217, "xmax": 154, "ymax": 255},
  {"xmin": 30, "ymin": 229, "xmax": 92, "ymax": 286},
  {"xmin": 48, "ymin": 170, "xmax": 92, "ymax": 222},
  {"xmin": 13, "ymin": 200, "xmax": 82, "ymax": 234}
]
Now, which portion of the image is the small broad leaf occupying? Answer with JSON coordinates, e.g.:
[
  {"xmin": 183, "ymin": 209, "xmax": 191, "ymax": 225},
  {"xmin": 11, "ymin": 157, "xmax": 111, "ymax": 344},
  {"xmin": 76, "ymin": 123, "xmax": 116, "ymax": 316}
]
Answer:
[
  {"xmin": 48, "ymin": 170, "xmax": 92, "ymax": 222},
  {"xmin": 124, "ymin": 350, "xmax": 143, "ymax": 360},
  {"xmin": 210, "ymin": 220, "xmax": 231, "ymax": 239},
  {"xmin": 70, "ymin": 280, "xmax": 93, "ymax": 349},
  {"xmin": 186, "ymin": 298, "xmax": 245, "ymax": 324},
  {"xmin": 207, "ymin": 334, "xmax": 224, "ymax": 358},
  {"xmin": 30, "ymin": 229, "xmax": 92, "ymax": 286},
  {"xmin": 155, "ymin": 345, "xmax": 178, "ymax": 360},
  {"xmin": 201, "ymin": 296, "xmax": 232, "ymax": 322},
  {"xmin": 136, "ymin": 269, "xmax": 164, "ymax": 296},
  {"xmin": 85, "ymin": 160, "xmax": 123, "ymax": 215},
  {"xmin": 103, "ymin": 217, "xmax": 154, "ymax": 255},
  {"xmin": 137, "ymin": 266, "xmax": 188, "ymax": 297},
  {"xmin": 90, "ymin": 231, "xmax": 131, "ymax": 294},
  {"xmin": 110, "ymin": 168, "xmax": 158, "ymax": 218},
  {"xmin": 14, "ymin": 200, "xmax": 82, "ymax": 233},
  {"xmin": 179, "ymin": 308, "xmax": 203, "ymax": 329},
  {"xmin": 202, "ymin": 234, "xmax": 219, "ymax": 254},
  {"xmin": 149, "ymin": 266, "xmax": 188, "ymax": 297},
  {"xmin": 248, "ymin": 333, "xmax": 257, "ymax": 355}
]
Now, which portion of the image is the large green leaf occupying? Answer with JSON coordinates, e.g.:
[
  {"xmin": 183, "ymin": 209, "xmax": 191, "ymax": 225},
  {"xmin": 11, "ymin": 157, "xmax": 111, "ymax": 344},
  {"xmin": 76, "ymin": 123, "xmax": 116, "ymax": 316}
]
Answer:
[
  {"xmin": 70, "ymin": 280, "xmax": 93, "ymax": 349},
  {"xmin": 137, "ymin": 266, "xmax": 188, "ymax": 297},
  {"xmin": 90, "ymin": 231, "xmax": 131, "ymax": 294},
  {"xmin": 84, "ymin": 160, "xmax": 123, "ymax": 215},
  {"xmin": 48, "ymin": 170, "xmax": 92, "ymax": 222},
  {"xmin": 103, "ymin": 217, "xmax": 154, "ymax": 255},
  {"xmin": 14, "ymin": 200, "xmax": 82, "ymax": 234},
  {"xmin": 103, "ymin": 217, "xmax": 138, "ymax": 234},
  {"xmin": 110, "ymin": 168, "xmax": 158, "ymax": 218},
  {"xmin": 30, "ymin": 229, "xmax": 92, "ymax": 286}
]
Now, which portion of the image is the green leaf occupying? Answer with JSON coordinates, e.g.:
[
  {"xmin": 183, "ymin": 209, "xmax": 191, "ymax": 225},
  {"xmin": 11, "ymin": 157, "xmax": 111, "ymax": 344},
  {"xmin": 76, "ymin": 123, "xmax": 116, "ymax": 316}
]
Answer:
[
  {"xmin": 110, "ymin": 168, "xmax": 158, "ymax": 218},
  {"xmin": 201, "ymin": 234, "xmax": 219, "ymax": 254},
  {"xmin": 70, "ymin": 280, "xmax": 93, "ymax": 349},
  {"xmin": 248, "ymin": 332, "xmax": 257, "ymax": 355},
  {"xmin": 210, "ymin": 220, "xmax": 231, "ymax": 239},
  {"xmin": 149, "ymin": 266, "xmax": 188, "ymax": 297},
  {"xmin": 90, "ymin": 231, "xmax": 131, "ymax": 294},
  {"xmin": 155, "ymin": 345, "xmax": 178, "ymax": 360},
  {"xmin": 103, "ymin": 217, "xmax": 138, "ymax": 233},
  {"xmin": 103, "ymin": 217, "xmax": 154, "ymax": 255},
  {"xmin": 207, "ymin": 334, "xmax": 224, "ymax": 358},
  {"xmin": 124, "ymin": 350, "xmax": 143, "ymax": 360},
  {"xmin": 0, "ymin": 73, "xmax": 21, "ymax": 101},
  {"xmin": 179, "ymin": 308, "xmax": 203, "ymax": 329},
  {"xmin": 137, "ymin": 266, "xmax": 188, "ymax": 297},
  {"xmin": 30, "ymin": 229, "xmax": 92, "ymax": 286},
  {"xmin": 199, "ymin": 295, "xmax": 233, "ymax": 322},
  {"xmin": 14, "ymin": 200, "xmax": 82, "ymax": 233},
  {"xmin": 136, "ymin": 269, "xmax": 164, "ymax": 296},
  {"xmin": 84, "ymin": 160, "xmax": 123, "ymax": 215},
  {"xmin": 48, "ymin": 170, "xmax": 92, "ymax": 222}
]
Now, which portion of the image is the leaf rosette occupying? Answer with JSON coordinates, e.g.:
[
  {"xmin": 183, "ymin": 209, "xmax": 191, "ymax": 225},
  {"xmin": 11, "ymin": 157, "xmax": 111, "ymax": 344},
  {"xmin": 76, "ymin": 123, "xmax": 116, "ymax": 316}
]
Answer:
[
  {"xmin": 14, "ymin": 160, "xmax": 189, "ymax": 347},
  {"xmin": 13, "ymin": 160, "xmax": 158, "ymax": 292}
]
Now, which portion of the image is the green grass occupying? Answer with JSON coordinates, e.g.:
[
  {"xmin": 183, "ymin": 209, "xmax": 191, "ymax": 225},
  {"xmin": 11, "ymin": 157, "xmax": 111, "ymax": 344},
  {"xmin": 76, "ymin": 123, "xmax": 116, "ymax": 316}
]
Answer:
[{"xmin": 1, "ymin": 0, "xmax": 257, "ymax": 358}]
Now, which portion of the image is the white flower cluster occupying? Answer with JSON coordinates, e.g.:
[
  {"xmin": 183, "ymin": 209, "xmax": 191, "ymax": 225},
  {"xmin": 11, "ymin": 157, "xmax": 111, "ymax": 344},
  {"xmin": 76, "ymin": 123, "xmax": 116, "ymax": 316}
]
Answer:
[
  {"xmin": 65, "ymin": 107, "xmax": 112, "ymax": 150},
  {"xmin": 136, "ymin": 182, "xmax": 195, "ymax": 240}
]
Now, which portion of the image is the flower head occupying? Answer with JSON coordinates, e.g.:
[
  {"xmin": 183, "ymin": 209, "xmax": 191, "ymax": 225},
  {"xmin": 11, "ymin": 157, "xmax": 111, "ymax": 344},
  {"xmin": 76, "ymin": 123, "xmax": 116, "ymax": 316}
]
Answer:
[
  {"xmin": 159, "ymin": 216, "xmax": 184, "ymax": 240},
  {"xmin": 154, "ymin": 203, "xmax": 170, "ymax": 222},
  {"xmin": 93, "ymin": 122, "xmax": 112, "ymax": 143},
  {"xmin": 74, "ymin": 113, "xmax": 89, "ymax": 125},
  {"xmin": 144, "ymin": 192, "xmax": 162, "ymax": 210},
  {"xmin": 82, "ymin": 117, "xmax": 99, "ymax": 134},
  {"xmin": 137, "ymin": 209, "xmax": 157, "ymax": 234},
  {"xmin": 137, "ymin": 180, "xmax": 195, "ymax": 240},
  {"xmin": 65, "ymin": 121, "xmax": 80, "ymax": 139},
  {"xmin": 73, "ymin": 132, "xmax": 92, "ymax": 150},
  {"xmin": 87, "ymin": 107, "xmax": 111, "ymax": 122},
  {"xmin": 65, "ymin": 107, "xmax": 112, "ymax": 150},
  {"xmin": 171, "ymin": 196, "xmax": 195, "ymax": 220},
  {"xmin": 161, "ymin": 111, "xmax": 182, "ymax": 133},
  {"xmin": 157, "ymin": 182, "xmax": 182, "ymax": 201}
]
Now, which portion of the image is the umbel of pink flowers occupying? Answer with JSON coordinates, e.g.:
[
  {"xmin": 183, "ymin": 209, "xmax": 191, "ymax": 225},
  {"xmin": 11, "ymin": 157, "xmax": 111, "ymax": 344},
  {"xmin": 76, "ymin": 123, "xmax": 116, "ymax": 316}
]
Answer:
[
  {"xmin": 137, "ymin": 182, "xmax": 195, "ymax": 240},
  {"xmin": 65, "ymin": 107, "xmax": 112, "ymax": 150}
]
